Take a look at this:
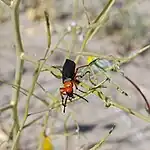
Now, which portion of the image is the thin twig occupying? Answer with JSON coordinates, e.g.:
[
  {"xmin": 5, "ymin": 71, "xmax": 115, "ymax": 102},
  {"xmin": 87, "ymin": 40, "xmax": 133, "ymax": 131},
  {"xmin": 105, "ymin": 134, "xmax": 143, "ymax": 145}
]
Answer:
[
  {"xmin": 0, "ymin": 105, "xmax": 12, "ymax": 113},
  {"xmin": 75, "ymin": 0, "xmax": 115, "ymax": 64},
  {"xmin": 23, "ymin": 115, "xmax": 43, "ymax": 129},
  {"xmin": 0, "ymin": 0, "xmax": 11, "ymax": 6},
  {"xmin": 0, "ymin": 80, "xmax": 49, "ymax": 106},
  {"xmin": 123, "ymin": 75, "xmax": 150, "ymax": 112},
  {"xmin": 11, "ymin": 62, "xmax": 42, "ymax": 150},
  {"xmin": 82, "ymin": 0, "xmax": 90, "ymax": 24},
  {"xmin": 90, "ymin": 124, "xmax": 116, "ymax": 150}
]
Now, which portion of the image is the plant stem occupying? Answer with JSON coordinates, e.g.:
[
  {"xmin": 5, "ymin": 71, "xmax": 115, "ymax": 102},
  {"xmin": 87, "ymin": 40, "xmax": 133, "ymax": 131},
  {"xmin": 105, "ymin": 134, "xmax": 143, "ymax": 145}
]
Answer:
[
  {"xmin": 11, "ymin": 60, "xmax": 49, "ymax": 150},
  {"xmin": 0, "ymin": 0, "xmax": 10, "ymax": 6},
  {"xmin": 11, "ymin": 63, "xmax": 41, "ymax": 150},
  {"xmin": 0, "ymin": 104, "xmax": 12, "ymax": 112},
  {"xmin": 10, "ymin": 0, "xmax": 24, "ymax": 148}
]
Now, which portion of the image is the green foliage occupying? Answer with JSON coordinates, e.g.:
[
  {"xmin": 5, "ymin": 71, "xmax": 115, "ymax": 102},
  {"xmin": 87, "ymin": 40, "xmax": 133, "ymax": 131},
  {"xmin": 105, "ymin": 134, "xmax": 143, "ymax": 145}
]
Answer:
[{"xmin": 0, "ymin": 0, "xmax": 150, "ymax": 150}]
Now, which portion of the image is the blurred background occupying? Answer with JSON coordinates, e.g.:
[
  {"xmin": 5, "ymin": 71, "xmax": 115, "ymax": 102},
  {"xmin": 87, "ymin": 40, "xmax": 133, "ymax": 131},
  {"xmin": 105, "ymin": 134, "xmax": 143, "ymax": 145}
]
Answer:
[{"xmin": 0, "ymin": 0, "xmax": 150, "ymax": 150}]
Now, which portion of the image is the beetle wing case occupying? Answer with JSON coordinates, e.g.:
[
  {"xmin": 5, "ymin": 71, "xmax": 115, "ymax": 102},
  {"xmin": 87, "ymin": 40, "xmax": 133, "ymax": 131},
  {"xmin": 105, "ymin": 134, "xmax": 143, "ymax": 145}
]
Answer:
[{"xmin": 62, "ymin": 59, "xmax": 76, "ymax": 83}]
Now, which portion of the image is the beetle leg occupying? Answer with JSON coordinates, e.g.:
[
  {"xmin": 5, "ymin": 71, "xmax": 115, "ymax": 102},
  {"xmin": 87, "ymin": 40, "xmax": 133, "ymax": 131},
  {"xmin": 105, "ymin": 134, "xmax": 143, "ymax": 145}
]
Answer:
[
  {"xmin": 73, "ymin": 92, "xmax": 88, "ymax": 103},
  {"xmin": 75, "ymin": 64, "xmax": 89, "ymax": 75},
  {"xmin": 60, "ymin": 88, "xmax": 65, "ymax": 107},
  {"xmin": 75, "ymin": 70, "xmax": 96, "ymax": 86},
  {"xmin": 63, "ymin": 95, "xmax": 68, "ymax": 113},
  {"xmin": 73, "ymin": 81, "xmax": 87, "ymax": 93}
]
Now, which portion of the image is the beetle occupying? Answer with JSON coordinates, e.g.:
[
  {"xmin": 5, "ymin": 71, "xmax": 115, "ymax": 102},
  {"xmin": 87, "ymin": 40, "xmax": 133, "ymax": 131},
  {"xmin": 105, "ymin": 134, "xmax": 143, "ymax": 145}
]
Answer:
[{"xmin": 60, "ymin": 59, "xmax": 89, "ymax": 113}]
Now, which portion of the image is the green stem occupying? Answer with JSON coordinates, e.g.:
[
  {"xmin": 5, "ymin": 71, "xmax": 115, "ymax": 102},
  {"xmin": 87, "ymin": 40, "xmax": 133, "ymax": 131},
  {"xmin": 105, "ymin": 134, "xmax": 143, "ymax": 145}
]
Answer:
[
  {"xmin": 0, "ymin": 105, "xmax": 12, "ymax": 112},
  {"xmin": 0, "ymin": 0, "xmax": 11, "ymax": 6},
  {"xmin": 11, "ymin": 62, "xmax": 41, "ymax": 150},
  {"xmin": 0, "ymin": 80, "xmax": 49, "ymax": 106},
  {"xmin": 23, "ymin": 115, "xmax": 43, "ymax": 129},
  {"xmin": 10, "ymin": 0, "xmax": 24, "ymax": 148},
  {"xmin": 37, "ymin": 111, "xmax": 50, "ymax": 150}
]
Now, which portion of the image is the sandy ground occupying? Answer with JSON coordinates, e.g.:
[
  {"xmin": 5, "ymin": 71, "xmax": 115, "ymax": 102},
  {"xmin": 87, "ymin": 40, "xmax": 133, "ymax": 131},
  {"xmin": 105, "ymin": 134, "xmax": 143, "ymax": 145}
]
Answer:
[{"xmin": 0, "ymin": 0, "xmax": 150, "ymax": 150}]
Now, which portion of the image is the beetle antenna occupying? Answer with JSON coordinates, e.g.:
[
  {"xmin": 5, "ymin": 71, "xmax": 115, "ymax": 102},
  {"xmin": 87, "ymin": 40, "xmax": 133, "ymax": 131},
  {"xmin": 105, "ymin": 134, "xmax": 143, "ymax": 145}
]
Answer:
[
  {"xmin": 123, "ymin": 75, "xmax": 150, "ymax": 112},
  {"xmin": 62, "ymin": 95, "xmax": 68, "ymax": 113}
]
